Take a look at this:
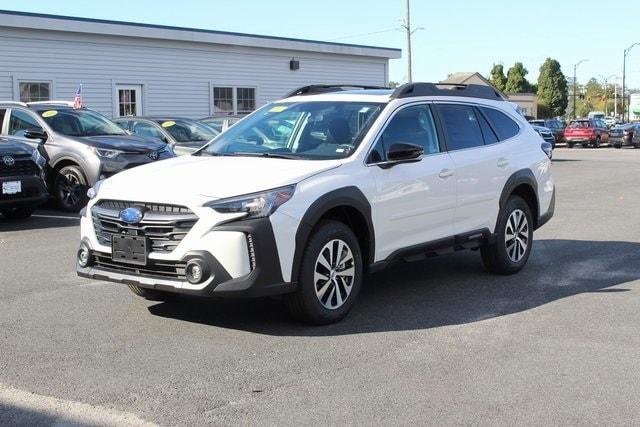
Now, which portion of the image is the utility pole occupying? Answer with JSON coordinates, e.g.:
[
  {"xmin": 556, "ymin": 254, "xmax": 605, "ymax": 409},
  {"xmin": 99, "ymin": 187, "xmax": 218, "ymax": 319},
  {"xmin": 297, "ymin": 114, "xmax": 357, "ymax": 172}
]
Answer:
[
  {"xmin": 600, "ymin": 74, "xmax": 616, "ymax": 116},
  {"xmin": 573, "ymin": 59, "xmax": 588, "ymax": 119},
  {"xmin": 401, "ymin": 0, "xmax": 422, "ymax": 83},
  {"xmin": 622, "ymin": 43, "xmax": 639, "ymax": 122}
]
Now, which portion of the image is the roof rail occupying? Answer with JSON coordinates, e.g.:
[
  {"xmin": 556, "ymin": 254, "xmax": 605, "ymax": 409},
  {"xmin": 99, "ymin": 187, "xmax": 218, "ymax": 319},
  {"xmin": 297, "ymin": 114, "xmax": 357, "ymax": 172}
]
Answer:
[
  {"xmin": 284, "ymin": 84, "xmax": 389, "ymax": 98},
  {"xmin": 0, "ymin": 101, "xmax": 28, "ymax": 107},
  {"xmin": 391, "ymin": 83, "xmax": 505, "ymax": 101},
  {"xmin": 27, "ymin": 101, "xmax": 76, "ymax": 107}
]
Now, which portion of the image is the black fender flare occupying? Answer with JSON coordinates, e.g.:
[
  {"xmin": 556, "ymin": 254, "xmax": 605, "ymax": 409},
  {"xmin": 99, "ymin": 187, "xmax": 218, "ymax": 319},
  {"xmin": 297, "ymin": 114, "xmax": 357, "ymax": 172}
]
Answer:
[
  {"xmin": 499, "ymin": 169, "xmax": 539, "ymax": 220},
  {"xmin": 291, "ymin": 186, "xmax": 375, "ymax": 283}
]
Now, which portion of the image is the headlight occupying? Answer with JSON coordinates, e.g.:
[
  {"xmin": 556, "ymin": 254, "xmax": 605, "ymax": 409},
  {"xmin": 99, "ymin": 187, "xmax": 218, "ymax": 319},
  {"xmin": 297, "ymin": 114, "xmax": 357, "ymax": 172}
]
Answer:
[
  {"xmin": 87, "ymin": 179, "xmax": 104, "ymax": 199},
  {"xmin": 205, "ymin": 185, "xmax": 295, "ymax": 219},
  {"xmin": 91, "ymin": 147, "xmax": 122, "ymax": 158},
  {"xmin": 31, "ymin": 148, "xmax": 46, "ymax": 168}
]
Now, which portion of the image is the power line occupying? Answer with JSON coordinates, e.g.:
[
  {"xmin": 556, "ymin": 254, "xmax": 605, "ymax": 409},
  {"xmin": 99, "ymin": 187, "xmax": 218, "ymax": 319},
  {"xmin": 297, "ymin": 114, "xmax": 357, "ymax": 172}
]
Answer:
[{"xmin": 328, "ymin": 27, "xmax": 401, "ymax": 41}]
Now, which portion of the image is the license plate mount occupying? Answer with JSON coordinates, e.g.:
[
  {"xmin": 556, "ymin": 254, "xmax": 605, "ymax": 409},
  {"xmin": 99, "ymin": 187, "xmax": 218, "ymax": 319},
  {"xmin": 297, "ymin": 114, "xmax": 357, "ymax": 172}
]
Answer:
[
  {"xmin": 2, "ymin": 181, "xmax": 21, "ymax": 195},
  {"xmin": 112, "ymin": 235, "xmax": 148, "ymax": 265}
]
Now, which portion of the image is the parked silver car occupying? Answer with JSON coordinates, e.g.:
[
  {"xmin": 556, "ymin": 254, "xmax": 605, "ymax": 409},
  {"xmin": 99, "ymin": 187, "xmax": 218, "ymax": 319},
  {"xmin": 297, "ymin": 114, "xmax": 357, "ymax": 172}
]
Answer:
[
  {"xmin": 0, "ymin": 102, "xmax": 174, "ymax": 211},
  {"xmin": 113, "ymin": 117, "xmax": 219, "ymax": 156}
]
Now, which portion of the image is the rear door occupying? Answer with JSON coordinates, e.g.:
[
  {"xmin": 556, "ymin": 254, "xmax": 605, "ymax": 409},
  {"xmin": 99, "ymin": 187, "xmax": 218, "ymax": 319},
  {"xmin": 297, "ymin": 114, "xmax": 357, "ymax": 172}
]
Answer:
[{"xmin": 434, "ymin": 103, "xmax": 516, "ymax": 235}]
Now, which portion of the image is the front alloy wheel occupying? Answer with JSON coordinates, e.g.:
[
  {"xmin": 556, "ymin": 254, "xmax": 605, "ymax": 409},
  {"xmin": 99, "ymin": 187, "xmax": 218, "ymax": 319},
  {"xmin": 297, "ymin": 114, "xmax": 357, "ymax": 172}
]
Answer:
[{"xmin": 314, "ymin": 239, "xmax": 356, "ymax": 310}]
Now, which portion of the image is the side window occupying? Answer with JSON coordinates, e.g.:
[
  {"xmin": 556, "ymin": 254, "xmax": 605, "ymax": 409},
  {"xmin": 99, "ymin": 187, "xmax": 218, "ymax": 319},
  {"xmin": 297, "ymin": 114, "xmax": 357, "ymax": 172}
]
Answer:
[
  {"xmin": 0, "ymin": 109, "xmax": 5, "ymax": 132},
  {"xmin": 370, "ymin": 104, "xmax": 440, "ymax": 162},
  {"xmin": 8, "ymin": 110, "xmax": 41, "ymax": 137},
  {"xmin": 476, "ymin": 109, "xmax": 499, "ymax": 144},
  {"xmin": 132, "ymin": 121, "xmax": 165, "ymax": 141},
  {"xmin": 436, "ymin": 104, "xmax": 484, "ymax": 151},
  {"xmin": 481, "ymin": 107, "xmax": 520, "ymax": 140}
]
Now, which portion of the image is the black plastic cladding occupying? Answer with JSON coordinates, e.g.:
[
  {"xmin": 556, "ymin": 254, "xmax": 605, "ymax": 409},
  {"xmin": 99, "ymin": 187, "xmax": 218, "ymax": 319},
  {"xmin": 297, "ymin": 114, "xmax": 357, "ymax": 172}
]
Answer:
[{"xmin": 391, "ymin": 83, "xmax": 505, "ymax": 101}]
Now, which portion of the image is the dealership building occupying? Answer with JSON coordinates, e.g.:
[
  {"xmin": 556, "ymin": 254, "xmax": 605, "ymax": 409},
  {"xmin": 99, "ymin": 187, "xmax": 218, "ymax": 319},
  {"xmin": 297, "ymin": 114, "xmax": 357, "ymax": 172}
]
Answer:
[{"xmin": 0, "ymin": 10, "xmax": 400, "ymax": 118}]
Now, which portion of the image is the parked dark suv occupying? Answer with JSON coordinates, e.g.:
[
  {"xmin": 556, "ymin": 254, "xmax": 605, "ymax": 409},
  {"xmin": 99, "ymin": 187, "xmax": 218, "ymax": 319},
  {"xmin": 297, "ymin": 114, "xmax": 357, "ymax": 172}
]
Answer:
[
  {"xmin": 631, "ymin": 123, "xmax": 640, "ymax": 148},
  {"xmin": 0, "ymin": 102, "xmax": 175, "ymax": 212},
  {"xmin": 530, "ymin": 119, "xmax": 565, "ymax": 144},
  {"xmin": 0, "ymin": 136, "xmax": 48, "ymax": 219}
]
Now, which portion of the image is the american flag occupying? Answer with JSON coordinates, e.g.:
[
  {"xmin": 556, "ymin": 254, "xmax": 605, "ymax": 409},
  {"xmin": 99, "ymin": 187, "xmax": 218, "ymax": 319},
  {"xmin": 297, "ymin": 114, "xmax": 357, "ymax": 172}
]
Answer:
[{"xmin": 73, "ymin": 84, "xmax": 83, "ymax": 109}]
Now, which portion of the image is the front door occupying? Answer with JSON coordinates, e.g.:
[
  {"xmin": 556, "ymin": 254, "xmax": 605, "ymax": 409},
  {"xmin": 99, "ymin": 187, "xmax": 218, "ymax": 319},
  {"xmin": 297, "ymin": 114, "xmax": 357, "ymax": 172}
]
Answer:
[
  {"xmin": 116, "ymin": 85, "xmax": 143, "ymax": 117},
  {"xmin": 368, "ymin": 103, "xmax": 457, "ymax": 260}
]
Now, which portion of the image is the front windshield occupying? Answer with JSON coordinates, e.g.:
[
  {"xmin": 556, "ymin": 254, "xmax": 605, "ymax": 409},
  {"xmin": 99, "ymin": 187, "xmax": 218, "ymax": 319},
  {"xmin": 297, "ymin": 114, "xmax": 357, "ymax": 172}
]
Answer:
[
  {"xmin": 39, "ymin": 108, "xmax": 126, "ymax": 137},
  {"xmin": 199, "ymin": 101, "xmax": 384, "ymax": 159},
  {"xmin": 156, "ymin": 120, "xmax": 219, "ymax": 142}
]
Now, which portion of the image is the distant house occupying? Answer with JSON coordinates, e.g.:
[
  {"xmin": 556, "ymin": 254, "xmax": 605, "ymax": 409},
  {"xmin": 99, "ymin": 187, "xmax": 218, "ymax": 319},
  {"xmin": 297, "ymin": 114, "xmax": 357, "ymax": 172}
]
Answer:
[{"xmin": 441, "ymin": 72, "xmax": 538, "ymax": 118}]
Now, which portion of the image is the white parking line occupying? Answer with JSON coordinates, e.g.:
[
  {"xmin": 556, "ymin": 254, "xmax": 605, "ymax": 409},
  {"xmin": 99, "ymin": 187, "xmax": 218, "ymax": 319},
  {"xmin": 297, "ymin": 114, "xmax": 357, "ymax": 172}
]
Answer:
[
  {"xmin": 32, "ymin": 214, "xmax": 80, "ymax": 220},
  {"xmin": 0, "ymin": 383, "xmax": 156, "ymax": 426}
]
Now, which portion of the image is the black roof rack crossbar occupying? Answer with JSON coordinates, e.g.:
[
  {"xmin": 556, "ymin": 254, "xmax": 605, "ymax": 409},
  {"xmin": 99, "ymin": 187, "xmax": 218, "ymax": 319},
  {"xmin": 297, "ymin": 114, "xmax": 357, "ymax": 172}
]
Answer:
[
  {"xmin": 284, "ymin": 84, "xmax": 389, "ymax": 98},
  {"xmin": 391, "ymin": 83, "xmax": 505, "ymax": 101}
]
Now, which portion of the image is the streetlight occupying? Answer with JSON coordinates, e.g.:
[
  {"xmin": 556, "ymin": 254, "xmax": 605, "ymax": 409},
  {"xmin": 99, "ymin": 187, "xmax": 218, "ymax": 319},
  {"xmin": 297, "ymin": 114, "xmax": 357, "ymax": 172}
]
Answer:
[
  {"xmin": 622, "ymin": 42, "xmax": 640, "ymax": 122},
  {"xmin": 599, "ymin": 74, "xmax": 616, "ymax": 116},
  {"xmin": 573, "ymin": 59, "xmax": 588, "ymax": 119}
]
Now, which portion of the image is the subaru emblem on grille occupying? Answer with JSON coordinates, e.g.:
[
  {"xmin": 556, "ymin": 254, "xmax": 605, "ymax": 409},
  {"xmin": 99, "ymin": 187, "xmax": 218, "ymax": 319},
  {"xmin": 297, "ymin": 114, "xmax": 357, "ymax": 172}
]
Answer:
[
  {"xmin": 148, "ymin": 151, "xmax": 159, "ymax": 160},
  {"xmin": 2, "ymin": 155, "xmax": 14, "ymax": 166},
  {"xmin": 119, "ymin": 207, "xmax": 143, "ymax": 224}
]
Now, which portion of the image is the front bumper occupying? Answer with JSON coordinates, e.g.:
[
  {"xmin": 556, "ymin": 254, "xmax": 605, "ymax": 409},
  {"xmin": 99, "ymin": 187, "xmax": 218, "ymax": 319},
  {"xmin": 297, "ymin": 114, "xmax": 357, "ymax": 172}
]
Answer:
[
  {"xmin": 0, "ymin": 175, "xmax": 49, "ymax": 210},
  {"xmin": 76, "ymin": 216, "xmax": 295, "ymax": 298}
]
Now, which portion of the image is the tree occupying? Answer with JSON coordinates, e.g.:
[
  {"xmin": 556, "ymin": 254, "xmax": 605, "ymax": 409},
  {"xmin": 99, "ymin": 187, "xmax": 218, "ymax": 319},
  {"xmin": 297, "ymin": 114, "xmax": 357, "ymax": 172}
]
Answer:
[
  {"xmin": 537, "ymin": 58, "xmax": 568, "ymax": 117},
  {"xmin": 504, "ymin": 62, "xmax": 533, "ymax": 93},
  {"xmin": 489, "ymin": 64, "xmax": 507, "ymax": 92},
  {"xmin": 388, "ymin": 81, "xmax": 401, "ymax": 89}
]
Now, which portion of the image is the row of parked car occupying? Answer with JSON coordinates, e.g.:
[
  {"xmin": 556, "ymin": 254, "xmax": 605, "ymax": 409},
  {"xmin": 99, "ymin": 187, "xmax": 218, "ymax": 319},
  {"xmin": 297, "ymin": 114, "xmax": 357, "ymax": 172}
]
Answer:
[
  {"xmin": 0, "ymin": 100, "xmax": 245, "ymax": 217},
  {"xmin": 528, "ymin": 117, "xmax": 640, "ymax": 149}
]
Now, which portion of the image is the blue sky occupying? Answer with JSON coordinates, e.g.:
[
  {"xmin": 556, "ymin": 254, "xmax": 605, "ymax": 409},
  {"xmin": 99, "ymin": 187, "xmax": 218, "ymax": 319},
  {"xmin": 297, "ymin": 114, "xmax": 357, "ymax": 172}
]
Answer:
[{"xmin": 2, "ymin": 0, "xmax": 639, "ymax": 88}]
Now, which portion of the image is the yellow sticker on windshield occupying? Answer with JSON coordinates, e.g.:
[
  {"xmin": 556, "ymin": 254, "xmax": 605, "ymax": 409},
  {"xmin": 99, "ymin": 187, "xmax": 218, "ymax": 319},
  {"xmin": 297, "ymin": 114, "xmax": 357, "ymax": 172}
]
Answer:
[
  {"xmin": 161, "ymin": 121, "xmax": 176, "ymax": 128},
  {"xmin": 42, "ymin": 110, "xmax": 58, "ymax": 118},
  {"xmin": 269, "ymin": 105, "xmax": 288, "ymax": 113}
]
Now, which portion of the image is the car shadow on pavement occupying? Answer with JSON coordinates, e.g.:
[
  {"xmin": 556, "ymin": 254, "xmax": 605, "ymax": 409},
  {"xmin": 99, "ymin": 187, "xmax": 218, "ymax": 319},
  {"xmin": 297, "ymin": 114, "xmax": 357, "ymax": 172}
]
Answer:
[
  {"xmin": 148, "ymin": 239, "xmax": 640, "ymax": 336},
  {"xmin": 0, "ymin": 214, "xmax": 79, "ymax": 232}
]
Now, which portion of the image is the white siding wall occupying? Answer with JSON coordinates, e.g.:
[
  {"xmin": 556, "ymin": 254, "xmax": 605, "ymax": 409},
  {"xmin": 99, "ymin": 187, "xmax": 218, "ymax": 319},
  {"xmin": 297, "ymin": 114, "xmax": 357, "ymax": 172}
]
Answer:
[{"xmin": 0, "ymin": 28, "xmax": 389, "ymax": 118}]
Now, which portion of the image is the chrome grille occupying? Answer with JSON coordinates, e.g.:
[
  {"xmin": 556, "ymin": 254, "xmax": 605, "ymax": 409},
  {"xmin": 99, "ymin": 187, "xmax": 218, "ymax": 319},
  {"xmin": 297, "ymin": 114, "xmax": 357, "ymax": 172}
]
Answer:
[{"xmin": 91, "ymin": 200, "xmax": 198, "ymax": 254}]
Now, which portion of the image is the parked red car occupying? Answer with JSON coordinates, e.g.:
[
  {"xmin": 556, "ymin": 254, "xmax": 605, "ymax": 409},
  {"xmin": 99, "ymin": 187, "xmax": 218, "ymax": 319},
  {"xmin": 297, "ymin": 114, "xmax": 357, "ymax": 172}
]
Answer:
[{"xmin": 564, "ymin": 119, "xmax": 609, "ymax": 148}]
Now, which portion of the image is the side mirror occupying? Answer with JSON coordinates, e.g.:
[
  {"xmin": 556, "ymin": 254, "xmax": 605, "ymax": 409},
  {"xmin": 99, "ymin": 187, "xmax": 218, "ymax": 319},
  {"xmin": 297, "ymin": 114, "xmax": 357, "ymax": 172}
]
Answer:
[
  {"xmin": 386, "ymin": 142, "xmax": 424, "ymax": 163},
  {"xmin": 24, "ymin": 128, "xmax": 48, "ymax": 143}
]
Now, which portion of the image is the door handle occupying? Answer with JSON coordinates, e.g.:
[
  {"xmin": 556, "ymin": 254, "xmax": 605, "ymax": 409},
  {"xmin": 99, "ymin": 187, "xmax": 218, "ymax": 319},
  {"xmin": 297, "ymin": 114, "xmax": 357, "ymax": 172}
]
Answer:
[
  {"xmin": 497, "ymin": 158, "xmax": 509, "ymax": 168},
  {"xmin": 438, "ymin": 168, "xmax": 454, "ymax": 179}
]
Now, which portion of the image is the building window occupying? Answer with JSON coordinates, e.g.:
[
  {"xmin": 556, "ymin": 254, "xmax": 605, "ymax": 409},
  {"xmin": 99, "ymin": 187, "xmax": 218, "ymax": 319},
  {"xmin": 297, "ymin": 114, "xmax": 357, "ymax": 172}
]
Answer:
[
  {"xmin": 212, "ymin": 86, "xmax": 256, "ymax": 115},
  {"xmin": 236, "ymin": 87, "xmax": 256, "ymax": 113},
  {"xmin": 116, "ymin": 85, "xmax": 143, "ymax": 117},
  {"xmin": 213, "ymin": 87, "xmax": 234, "ymax": 113},
  {"xmin": 19, "ymin": 82, "xmax": 50, "ymax": 102}
]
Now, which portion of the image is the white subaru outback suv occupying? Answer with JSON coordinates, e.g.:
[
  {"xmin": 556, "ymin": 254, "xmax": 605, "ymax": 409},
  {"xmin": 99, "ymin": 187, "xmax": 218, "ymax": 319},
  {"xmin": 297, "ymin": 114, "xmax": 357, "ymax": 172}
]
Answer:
[{"xmin": 76, "ymin": 83, "xmax": 555, "ymax": 324}]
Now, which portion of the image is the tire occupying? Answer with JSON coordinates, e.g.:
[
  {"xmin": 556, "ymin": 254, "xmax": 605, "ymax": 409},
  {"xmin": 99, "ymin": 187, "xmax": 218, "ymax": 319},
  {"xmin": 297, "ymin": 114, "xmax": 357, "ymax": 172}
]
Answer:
[
  {"xmin": 614, "ymin": 143, "xmax": 622, "ymax": 149},
  {"xmin": 284, "ymin": 220, "xmax": 363, "ymax": 325},
  {"xmin": 481, "ymin": 195, "xmax": 534, "ymax": 275},
  {"xmin": 567, "ymin": 142, "xmax": 574, "ymax": 148},
  {"xmin": 127, "ymin": 284, "xmax": 176, "ymax": 301},
  {"xmin": 54, "ymin": 165, "xmax": 88, "ymax": 212},
  {"xmin": 593, "ymin": 136, "xmax": 601, "ymax": 148},
  {"xmin": 2, "ymin": 207, "xmax": 35, "ymax": 220},
  {"xmin": 581, "ymin": 142, "xmax": 589, "ymax": 148}
]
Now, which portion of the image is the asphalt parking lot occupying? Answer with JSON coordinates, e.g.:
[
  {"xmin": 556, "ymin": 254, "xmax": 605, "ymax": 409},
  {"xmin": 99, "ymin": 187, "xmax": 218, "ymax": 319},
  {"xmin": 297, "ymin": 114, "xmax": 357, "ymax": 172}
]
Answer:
[{"xmin": 1, "ymin": 148, "xmax": 639, "ymax": 425}]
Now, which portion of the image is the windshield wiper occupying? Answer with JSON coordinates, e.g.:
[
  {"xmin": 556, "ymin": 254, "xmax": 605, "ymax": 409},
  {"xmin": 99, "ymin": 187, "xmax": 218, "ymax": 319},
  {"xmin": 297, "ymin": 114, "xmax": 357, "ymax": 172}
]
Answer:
[{"xmin": 231, "ymin": 152, "xmax": 298, "ymax": 160}]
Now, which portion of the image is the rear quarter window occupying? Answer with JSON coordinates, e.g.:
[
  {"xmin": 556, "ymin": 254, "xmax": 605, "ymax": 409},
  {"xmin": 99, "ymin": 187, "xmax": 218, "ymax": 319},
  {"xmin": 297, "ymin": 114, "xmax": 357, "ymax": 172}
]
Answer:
[{"xmin": 480, "ymin": 107, "xmax": 520, "ymax": 141}]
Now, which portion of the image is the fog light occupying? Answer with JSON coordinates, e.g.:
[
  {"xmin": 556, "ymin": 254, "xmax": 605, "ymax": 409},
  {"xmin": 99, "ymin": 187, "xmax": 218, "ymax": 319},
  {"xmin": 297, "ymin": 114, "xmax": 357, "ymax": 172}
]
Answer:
[
  {"xmin": 77, "ymin": 244, "xmax": 92, "ymax": 268},
  {"xmin": 186, "ymin": 260, "xmax": 208, "ymax": 284}
]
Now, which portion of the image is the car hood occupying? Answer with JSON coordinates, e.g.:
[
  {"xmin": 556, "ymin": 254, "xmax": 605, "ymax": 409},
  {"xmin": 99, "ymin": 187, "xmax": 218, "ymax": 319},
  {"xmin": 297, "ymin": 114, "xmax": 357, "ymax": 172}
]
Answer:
[
  {"xmin": 97, "ymin": 155, "xmax": 342, "ymax": 204},
  {"xmin": 65, "ymin": 134, "xmax": 166, "ymax": 153},
  {"xmin": 0, "ymin": 138, "xmax": 35, "ymax": 156}
]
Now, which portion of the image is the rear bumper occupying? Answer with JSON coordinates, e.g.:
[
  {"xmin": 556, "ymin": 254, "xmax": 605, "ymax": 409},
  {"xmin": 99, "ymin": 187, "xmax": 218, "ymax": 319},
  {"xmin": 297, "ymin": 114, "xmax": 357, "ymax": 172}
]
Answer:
[
  {"xmin": 0, "ymin": 175, "xmax": 49, "ymax": 210},
  {"xmin": 536, "ymin": 187, "xmax": 555, "ymax": 230}
]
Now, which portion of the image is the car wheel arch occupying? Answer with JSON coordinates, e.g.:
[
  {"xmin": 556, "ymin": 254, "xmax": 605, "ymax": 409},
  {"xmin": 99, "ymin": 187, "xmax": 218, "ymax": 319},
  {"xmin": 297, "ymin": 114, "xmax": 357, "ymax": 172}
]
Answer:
[
  {"xmin": 291, "ymin": 186, "xmax": 375, "ymax": 282},
  {"xmin": 499, "ymin": 169, "xmax": 539, "ymax": 229}
]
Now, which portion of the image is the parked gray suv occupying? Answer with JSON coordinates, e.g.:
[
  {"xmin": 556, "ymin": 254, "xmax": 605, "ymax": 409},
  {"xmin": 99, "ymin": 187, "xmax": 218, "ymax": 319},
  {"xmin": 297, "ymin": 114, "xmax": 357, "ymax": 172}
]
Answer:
[{"xmin": 0, "ymin": 102, "xmax": 175, "ymax": 211}]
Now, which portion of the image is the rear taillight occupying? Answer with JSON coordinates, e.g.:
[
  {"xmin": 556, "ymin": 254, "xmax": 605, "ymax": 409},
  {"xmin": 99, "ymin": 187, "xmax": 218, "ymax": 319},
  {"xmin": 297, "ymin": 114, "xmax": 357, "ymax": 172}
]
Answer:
[{"xmin": 541, "ymin": 142, "xmax": 553, "ymax": 159}]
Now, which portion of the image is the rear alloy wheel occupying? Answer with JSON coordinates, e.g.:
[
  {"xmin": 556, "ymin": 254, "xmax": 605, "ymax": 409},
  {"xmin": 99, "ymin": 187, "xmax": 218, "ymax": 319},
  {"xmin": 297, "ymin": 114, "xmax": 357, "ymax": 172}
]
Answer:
[
  {"xmin": 2, "ymin": 207, "xmax": 35, "ymax": 220},
  {"xmin": 55, "ymin": 165, "xmax": 88, "ymax": 212},
  {"xmin": 285, "ymin": 220, "xmax": 363, "ymax": 325},
  {"xmin": 481, "ymin": 195, "xmax": 533, "ymax": 275}
]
